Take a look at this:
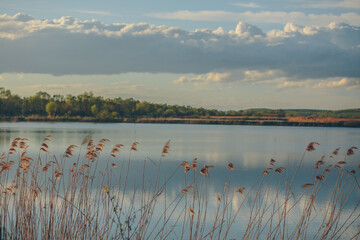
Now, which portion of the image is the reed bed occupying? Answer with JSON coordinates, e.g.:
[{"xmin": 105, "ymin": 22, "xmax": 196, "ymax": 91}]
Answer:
[{"xmin": 0, "ymin": 136, "xmax": 359, "ymax": 239}]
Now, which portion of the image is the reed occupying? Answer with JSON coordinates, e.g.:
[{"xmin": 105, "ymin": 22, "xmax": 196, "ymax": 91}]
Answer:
[{"xmin": 0, "ymin": 137, "xmax": 358, "ymax": 239}]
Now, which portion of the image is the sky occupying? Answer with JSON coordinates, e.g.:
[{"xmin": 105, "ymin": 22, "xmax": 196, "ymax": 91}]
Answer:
[{"xmin": 0, "ymin": 0, "xmax": 359, "ymax": 110}]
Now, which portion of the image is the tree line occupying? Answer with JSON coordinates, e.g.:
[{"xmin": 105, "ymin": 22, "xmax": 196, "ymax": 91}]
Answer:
[
  {"xmin": 0, "ymin": 87, "xmax": 226, "ymax": 120},
  {"xmin": 0, "ymin": 87, "xmax": 358, "ymax": 121}
]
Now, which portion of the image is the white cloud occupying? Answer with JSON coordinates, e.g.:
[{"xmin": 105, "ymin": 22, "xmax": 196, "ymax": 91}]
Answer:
[
  {"xmin": 0, "ymin": 13, "xmax": 359, "ymax": 87},
  {"xmin": 8, "ymin": 13, "xmax": 34, "ymax": 22},
  {"xmin": 242, "ymin": 70, "xmax": 283, "ymax": 82},
  {"xmin": 174, "ymin": 72, "xmax": 231, "ymax": 84},
  {"xmin": 277, "ymin": 80, "xmax": 309, "ymax": 88},
  {"xmin": 276, "ymin": 77, "xmax": 360, "ymax": 89},
  {"xmin": 314, "ymin": 78, "xmax": 360, "ymax": 89},
  {"xmin": 230, "ymin": 21, "xmax": 265, "ymax": 37},
  {"xmin": 177, "ymin": 71, "xmax": 360, "ymax": 91},
  {"xmin": 150, "ymin": 10, "xmax": 360, "ymax": 26},
  {"xmin": 174, "ymin": 69, "xmax": 285, "ymax": 84},
  {"xmin": 232, "ymin": 2, "xmax": 260, "ymax": 8}
]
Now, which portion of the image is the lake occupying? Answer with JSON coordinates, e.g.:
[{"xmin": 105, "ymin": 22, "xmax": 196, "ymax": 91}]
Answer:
[{"xmin": 0, "ymin": 122, "xmax": 359, "ymax": 239}]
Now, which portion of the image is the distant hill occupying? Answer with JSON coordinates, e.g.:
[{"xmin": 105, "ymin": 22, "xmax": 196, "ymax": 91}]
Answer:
[{"xmin": 282, "ymin": 109, "xmax": 360, "ymax": 118}]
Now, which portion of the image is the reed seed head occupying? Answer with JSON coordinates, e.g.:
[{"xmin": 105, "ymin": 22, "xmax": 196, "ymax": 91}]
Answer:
[
  {"xmin": 192, "ymin": 163, "xmax": 198, "ymax": 170},
  {"xmin": 181, "ymin": 161, "xmax": 190, "ymax": 167},
  {"xmin": 188, "ymin": 207, "xmax": 194, "ymax": 215},
  {"xmin": 227, "ymin": 163, "xmax": 234, "ymax": 170},
  {"xmin": 81, "ymin": 164, "xmax": 90, "ymax": 170},
  {"xmin": 40, "ymin": 147, "xmax": 48, "ymax": 153},
  {"xmin": 131, "ymin": 142, "xmax": 139, "ymax": 151},
  {"xmin": 306, "ymin": 142, "xmax": 319, "ymax": 152},
  {"xmin": 315, "ymin": 175, "xmax": 325, "ymax": 180},
  {"xmin": 275, "ymin": 167, "xmax": 285, "ymax": 173},
  {"xmin": 204, "ymin": 165, "xmax": 214, "ymax": 170},
  {"xmin": 200, "ymin": 168, "xmax": 208, "ymax": 175},
  {"xmin": 182, "ymin": 188, "xmax": 189, "ymax": 194},
  {"xmin": 161, "ymin": 140, "xmax": 171, "ymax": 157},
  {"xmin": 236, "ymin": 187, "xmax": 245, "ymax": 195},
  {"xmin": 270, "ymin": 158, "xmax": 276, "ymax": 166},
  {"xmin": 315, "ymin": 160, "xmax": 325, "ymax": 169},
  {"xmin": 346, "ymin": 147, "xmax": 357, "ymax": 156},
  {"xmin": 301, "ymin": 183, "xmax": 314, "ymax": 189},
  {"xmin": 41, "ymin": 143, "xmax": 49, "ymax": 149},
  {"xmin": 331, "ymin": 147, "xmax": 340, "ymax": 157},
  {"xmin": 54, "ymin": 173, "xmax": 62, "ymax": 180},
  {"xmin": 43, "ymin": 135, "xmax": 52, "ymax": 142},
  {"xmin": 111, "ymin": 148, "xmax": 119, "ymax": 154}
]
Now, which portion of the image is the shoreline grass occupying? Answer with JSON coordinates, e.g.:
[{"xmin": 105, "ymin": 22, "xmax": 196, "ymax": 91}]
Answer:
[{"xmin": 1, "ymin": 116, "xmax": 360, "ymax": 128}]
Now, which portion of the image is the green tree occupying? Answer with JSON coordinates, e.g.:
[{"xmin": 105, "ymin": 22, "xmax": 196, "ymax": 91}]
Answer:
[
  {"xmin": 97, "ymin": 110, "xmax": 112, "ymax": 121},
  {"xmin": 91, "ymin": 104, "xmax": 99, "ymax": 116},
  {"xmin": 164, "ymin": 109, "xmax": 176, "ymax": 117},
  {"xmin": 46, "ymin": 101, "xmax": 57, "ymax": 116}
]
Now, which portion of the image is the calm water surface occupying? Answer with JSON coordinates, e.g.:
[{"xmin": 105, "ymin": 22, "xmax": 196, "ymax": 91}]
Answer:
[
  {"xmin": 1, "ymin": 122, "xmax": 359, "ymax": 167},
  {"xmin": 0, "ymin": 122, "xmax": 359, "ymax": 238}
]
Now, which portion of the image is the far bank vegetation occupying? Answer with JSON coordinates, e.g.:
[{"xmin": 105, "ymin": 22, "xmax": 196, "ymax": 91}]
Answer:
[{"xmin": 0, "ymin": 87, "xmax": 359, "ymax": 126}]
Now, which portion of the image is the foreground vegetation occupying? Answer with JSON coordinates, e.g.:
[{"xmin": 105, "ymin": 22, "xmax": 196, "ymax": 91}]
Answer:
[
  {"xmin": 0, "ymin": 136, "xmax": 359, "ymax": 239},
  {"xmin": 1, "ymin": 87, "xmax": 360, "ymax": 123}
]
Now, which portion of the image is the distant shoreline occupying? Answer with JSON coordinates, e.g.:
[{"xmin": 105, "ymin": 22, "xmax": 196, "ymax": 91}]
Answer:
[{"xmin": 1, "ymin": 116, "xmax": 360, "ymax": 128}]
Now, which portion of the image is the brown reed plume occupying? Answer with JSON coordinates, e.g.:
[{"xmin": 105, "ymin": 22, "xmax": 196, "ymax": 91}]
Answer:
[
  {"xmin": 306, "ymin": 142, "xmax": 319, "ymax": 152},
  {"xmin": 131, "ymin": 142, "xmax": 139, "ymax": 151},
  {"xmin": 347, "ymin": 146, "xmax": 358, "ymax": 156},
  {"xmin": 161, "ymin": 140, "xmax": 170, "ymax": 157},
  {"xmin": 270, "ymin": 158, "xmax": 276, "ymax": 166}
]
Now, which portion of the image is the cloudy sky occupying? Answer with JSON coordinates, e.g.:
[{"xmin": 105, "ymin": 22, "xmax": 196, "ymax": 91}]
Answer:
[{"xmin": 0, "ymin": 0, "xmax": 359, "ymax": 110}]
